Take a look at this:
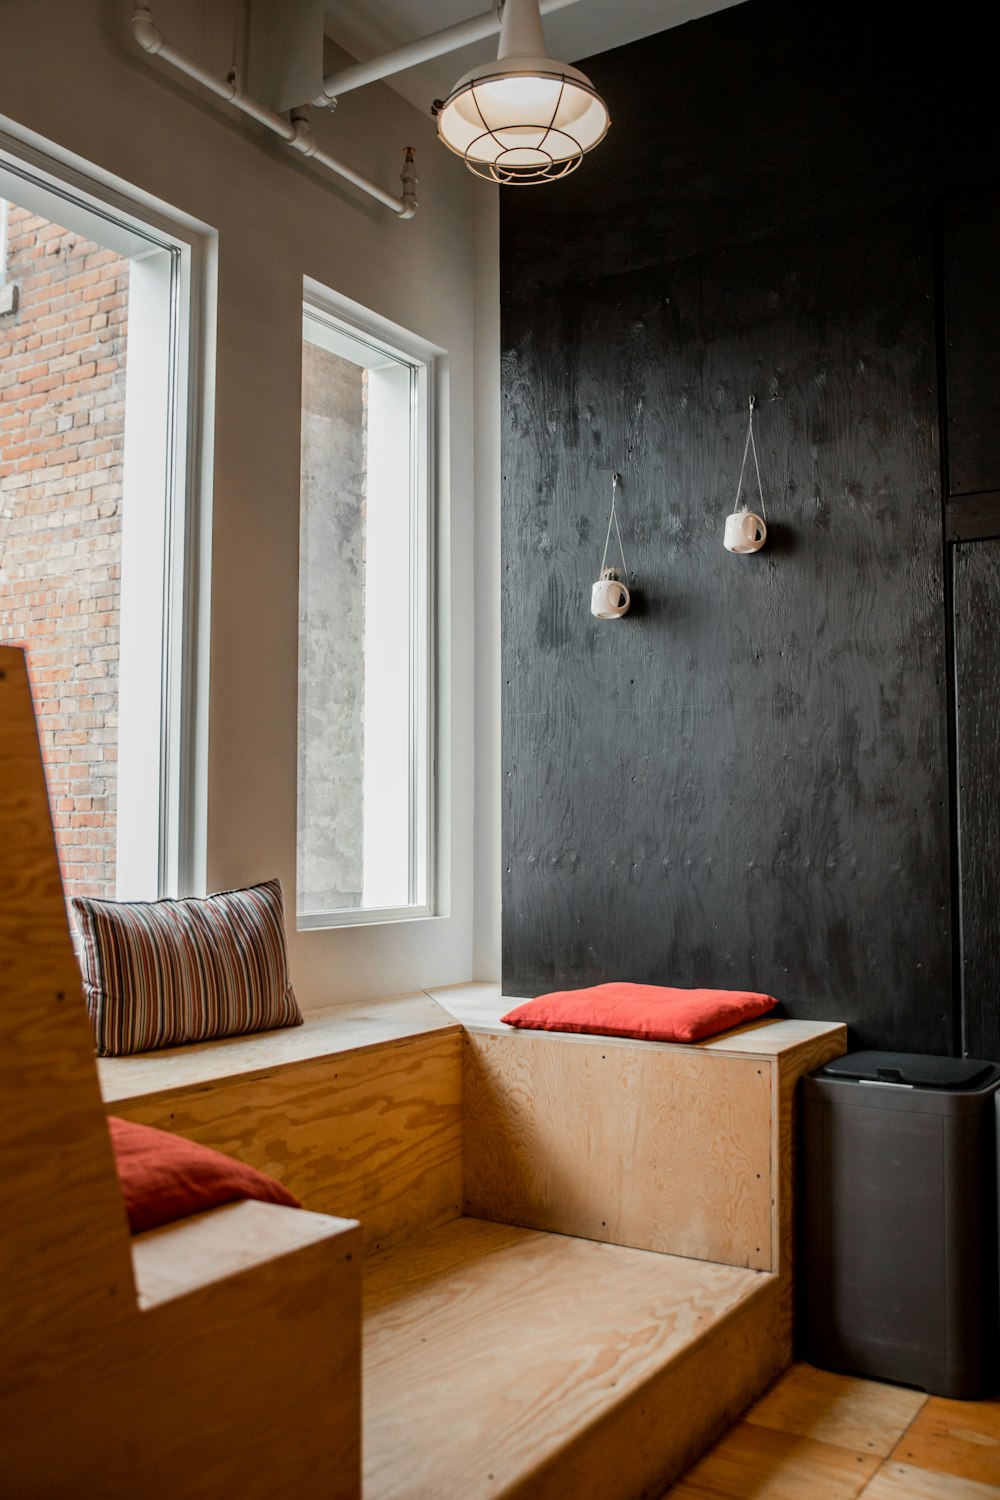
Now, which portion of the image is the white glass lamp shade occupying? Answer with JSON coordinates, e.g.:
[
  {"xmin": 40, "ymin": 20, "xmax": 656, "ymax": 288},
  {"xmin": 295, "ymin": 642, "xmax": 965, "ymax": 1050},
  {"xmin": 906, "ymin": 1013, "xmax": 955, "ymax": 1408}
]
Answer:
[{"xmin": 437, "ymin": 56, "xmax": 610, "ymax": 183}]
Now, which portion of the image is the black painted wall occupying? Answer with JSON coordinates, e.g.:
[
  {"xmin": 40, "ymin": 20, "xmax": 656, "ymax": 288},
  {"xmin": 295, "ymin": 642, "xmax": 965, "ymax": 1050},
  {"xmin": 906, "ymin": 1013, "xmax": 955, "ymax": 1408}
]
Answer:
[
  {"xmin": 500, "ymin": 0, "xmax": 1000, "ymax": 1055},
  {"xmin": 955, "ymin": 541, "xmax": 1000, "ymax": 1060},
  {"xmin": 945, "ymin": 187, "xmax": 1000, "ymax": 1061}
]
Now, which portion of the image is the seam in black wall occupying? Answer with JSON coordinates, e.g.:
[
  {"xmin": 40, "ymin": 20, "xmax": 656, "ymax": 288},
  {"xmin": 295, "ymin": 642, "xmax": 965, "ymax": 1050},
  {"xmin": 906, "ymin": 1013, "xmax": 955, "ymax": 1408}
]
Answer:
[{"xmin": 932, "ymin": 200, "xmax": 966, "ymax": 1058}]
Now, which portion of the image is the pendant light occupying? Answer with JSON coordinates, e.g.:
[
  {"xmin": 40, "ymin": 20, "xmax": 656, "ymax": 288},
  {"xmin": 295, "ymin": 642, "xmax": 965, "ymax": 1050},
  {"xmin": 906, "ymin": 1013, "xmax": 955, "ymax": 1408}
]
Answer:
[{"xmin": 435, "ymin": 0, "xmax": 610, "ymax": 184}]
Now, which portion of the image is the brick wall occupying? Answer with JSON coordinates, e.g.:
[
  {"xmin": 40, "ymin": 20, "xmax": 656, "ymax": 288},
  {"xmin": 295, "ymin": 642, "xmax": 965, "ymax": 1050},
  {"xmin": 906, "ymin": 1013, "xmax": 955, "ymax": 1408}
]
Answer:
[{"xmin": 0, "ymin": 203, "xmax": 129, "ymax": 900}]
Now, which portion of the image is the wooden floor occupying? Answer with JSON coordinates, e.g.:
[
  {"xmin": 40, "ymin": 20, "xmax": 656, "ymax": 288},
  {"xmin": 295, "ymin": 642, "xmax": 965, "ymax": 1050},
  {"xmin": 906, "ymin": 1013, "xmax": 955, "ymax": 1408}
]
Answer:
[
  {"xmin": 362, "ymin": 1216, "xmax": 777, "ymax": 1500},
  {"xmin": 662, "ymin": 1362, "xmax": 1000, "ymax": 1498}
]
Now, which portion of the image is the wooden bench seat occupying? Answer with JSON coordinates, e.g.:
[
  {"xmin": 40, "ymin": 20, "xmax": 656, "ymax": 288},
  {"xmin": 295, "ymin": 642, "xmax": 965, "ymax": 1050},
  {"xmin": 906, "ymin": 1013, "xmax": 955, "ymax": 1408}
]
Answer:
[
  {"xmin": 131, "ymin": 1197, "xmax": 358, "ymax": 1308},
  {"xmin": 98, "ymin": 992, "xmax": 460, "ymax": 1100},
  {"xmin": 96, "ymin": 981, "xmax": 844, "ymax": 1496},
  {"xmin": 94, "ymin": 972, "xmax": 845, "ymax": 1499},
  {"xmin": 99, "ymin": 993, "xmax": 466, "ymax": 1254},
  {"xmin": 364, "ymin": 1217, "xmax": 777, "ymax": 1500},
  {"xmin": 2, "ymin": 633, "xmax": 848, "ymax": 1498},
  {"xmin": 97, "ymin": 980, "xmax": 841, "ymax": 1272},
  {"xmin": 96, "ymin": 977, "xmax": 845, "ymax": 1491},
  {"xmin": 0, "ymin": 645, "xmax": 362, "ymax": 1500}
]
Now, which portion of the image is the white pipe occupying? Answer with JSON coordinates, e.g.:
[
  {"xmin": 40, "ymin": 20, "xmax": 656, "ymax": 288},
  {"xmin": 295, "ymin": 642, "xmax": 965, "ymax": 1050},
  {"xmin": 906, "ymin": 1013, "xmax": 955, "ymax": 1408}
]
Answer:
[
  {"xmin": 497, "ymin": 0, "xmax": 546, "ymax": 61},
  {"xmin": 320, "ymin": 0, "xmax": 582, "ymax": 100},
  {"xmin": 130, "ymin": 4, "xmax": 416, "ymax": 218},
  {"xmin": 289, "ymin": 113, "xmax": 418, "ymax": 218}
]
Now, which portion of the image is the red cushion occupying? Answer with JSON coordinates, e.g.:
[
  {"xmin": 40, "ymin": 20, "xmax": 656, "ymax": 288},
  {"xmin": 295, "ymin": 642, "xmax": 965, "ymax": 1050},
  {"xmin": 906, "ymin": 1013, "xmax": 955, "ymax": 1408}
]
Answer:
[
  {"xmin": 108, "ymin": 1116, "xmax": 301, "ymax": 1234},
  {"xmin": 500, "ymin": 982, "xmax": 778, "ymax": 1044}
]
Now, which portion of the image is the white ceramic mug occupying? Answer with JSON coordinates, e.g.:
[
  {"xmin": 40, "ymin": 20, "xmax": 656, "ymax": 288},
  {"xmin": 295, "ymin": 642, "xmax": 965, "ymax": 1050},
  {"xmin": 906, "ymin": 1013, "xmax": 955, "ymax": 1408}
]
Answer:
[
  {"xmin": 724, "ymin": 510, "xmax": 767, "ymax": 554},
  {"xmin": 591, "ymin": 577, "xmax": 631, "ymax": 619}
]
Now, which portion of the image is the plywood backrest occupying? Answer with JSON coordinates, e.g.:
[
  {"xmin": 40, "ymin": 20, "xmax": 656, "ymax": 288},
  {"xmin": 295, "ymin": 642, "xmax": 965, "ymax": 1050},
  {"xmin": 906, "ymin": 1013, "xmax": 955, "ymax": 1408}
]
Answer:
[
  {"xmin": 462, "ymin": 1019, "xmax": 847, "ymax": 1274},
  {"xmin": 463, "ymin": 1028, "xmax": 776, "ymax": 1269},
  {"xmin": 0, "ymin": 647, "xmax": 135, "ymax": 1387}
]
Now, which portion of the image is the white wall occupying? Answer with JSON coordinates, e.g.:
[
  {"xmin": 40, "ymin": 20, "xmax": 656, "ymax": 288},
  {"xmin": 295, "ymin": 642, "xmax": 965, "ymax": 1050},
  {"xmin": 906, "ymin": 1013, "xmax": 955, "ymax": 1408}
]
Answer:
[
  {"xmin": 472, "ymin": 192, "xmax": 501, "ymax": 980},
  {"xmin": 0, "ymin": 0, "xmax": 501, "ymax": 1008}
]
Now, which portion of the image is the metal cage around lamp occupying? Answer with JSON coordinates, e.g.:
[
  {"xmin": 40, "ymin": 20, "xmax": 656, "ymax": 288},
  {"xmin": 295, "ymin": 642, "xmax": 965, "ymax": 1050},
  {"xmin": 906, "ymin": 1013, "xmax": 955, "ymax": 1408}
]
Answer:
[{"xmin": 435, "ymin": 0, "xmax": 610, "ymax": 184}]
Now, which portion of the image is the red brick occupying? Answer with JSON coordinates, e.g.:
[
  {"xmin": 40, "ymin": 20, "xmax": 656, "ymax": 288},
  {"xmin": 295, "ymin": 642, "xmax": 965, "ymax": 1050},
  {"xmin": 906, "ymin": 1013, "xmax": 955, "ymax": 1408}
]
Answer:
[{"xmin": 2, "ymin": 207, "xmax": 128, "ymax": 900}]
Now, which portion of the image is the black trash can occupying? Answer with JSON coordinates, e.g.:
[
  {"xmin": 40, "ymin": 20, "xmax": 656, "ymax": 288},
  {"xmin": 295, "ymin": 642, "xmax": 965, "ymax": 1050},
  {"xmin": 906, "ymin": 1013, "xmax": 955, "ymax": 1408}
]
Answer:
[{"xmin": 800, "ymin": 1050, "xmax": 1000, "ymax": 1398}]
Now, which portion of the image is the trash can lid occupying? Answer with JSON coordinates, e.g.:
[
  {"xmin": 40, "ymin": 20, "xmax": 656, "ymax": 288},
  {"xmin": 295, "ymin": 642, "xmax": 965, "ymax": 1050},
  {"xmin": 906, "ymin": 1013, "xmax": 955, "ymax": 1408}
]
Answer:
[{"xmin": 819, "ymin": 1050, "xmax": 995, "ymax": 1090}]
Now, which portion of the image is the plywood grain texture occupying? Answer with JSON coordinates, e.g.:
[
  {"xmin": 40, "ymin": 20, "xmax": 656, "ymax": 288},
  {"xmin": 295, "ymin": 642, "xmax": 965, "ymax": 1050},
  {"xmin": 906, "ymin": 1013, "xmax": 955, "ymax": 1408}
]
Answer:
[
  {"xmin": 130, "ymin": 1197, "xmax": 358, "ymax": 1307},
  {"xmin": 109, "ymin": 1028, "xmax": 464, "ymax": 1252},
  {"xmin": 953, "ymin": 540, "xmax": 1000, "ymax": 1060},
  {"xmin": 0, "ymin": 647, "xmax": 137, "ymax": 1388},
  {"xmin": 704, "ymin": 1019, "xmax": 847, "ymax": 1057},
  {"xmin": 500, "ymin": 193, "xmax": 953, "ymax": 1053},
  {"xmin": 128, "ymin": 1221, "xmax": 362, "ymax": 1500},
  {"xmin": 3, "ymin": 1212, "xmax": 363, "ymax": 1500},
  {"xmin": 463, "ymin": 1030, "xmax": 774, "ymax": 1268},
  {"xmin": 97, "ymin": 992, "xmax": 460, "ymax": 1101},
  {"xmin": 0, "ymin": 646, "xmax": 363, "ymax": 1500},
  {"xmin": 363, "ymin": 1216, "xmax": 782, "ymax": 1500}
]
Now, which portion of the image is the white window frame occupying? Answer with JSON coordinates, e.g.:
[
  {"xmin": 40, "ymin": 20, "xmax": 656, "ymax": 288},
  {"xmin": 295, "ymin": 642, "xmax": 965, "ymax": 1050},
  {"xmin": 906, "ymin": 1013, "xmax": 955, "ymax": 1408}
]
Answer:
[
  {"xmin": 0, "ymin": 196, "xmax": 14, "ymax": 313},
  {"xmin": 297, "ymin": 281, "xmax": 436, "ymax": 930},
  {"xmin": 0, "ymin": 124, "xmax": 212, "ymax": 901}
]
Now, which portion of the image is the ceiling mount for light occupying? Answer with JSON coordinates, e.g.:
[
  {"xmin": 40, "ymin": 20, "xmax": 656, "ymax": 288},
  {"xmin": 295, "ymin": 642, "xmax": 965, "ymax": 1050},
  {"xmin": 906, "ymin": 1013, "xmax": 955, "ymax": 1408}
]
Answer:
[{"xmin": 435, "ymin": 0, "xmax": 610, "ymax": 184}]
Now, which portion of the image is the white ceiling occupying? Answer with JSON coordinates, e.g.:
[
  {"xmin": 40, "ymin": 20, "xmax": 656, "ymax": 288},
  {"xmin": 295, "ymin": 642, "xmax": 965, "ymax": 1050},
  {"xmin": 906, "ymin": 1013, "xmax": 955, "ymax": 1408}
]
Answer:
[{"xmin": 322, "ymin": 0, "xmax": 746, "ymax": 112}]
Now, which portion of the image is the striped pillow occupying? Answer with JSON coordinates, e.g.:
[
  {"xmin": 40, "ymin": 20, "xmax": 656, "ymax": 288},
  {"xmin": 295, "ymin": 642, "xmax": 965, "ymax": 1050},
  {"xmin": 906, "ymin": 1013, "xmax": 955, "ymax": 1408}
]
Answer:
[{"xmin": 73, "ymin": 879, "xmax": 303, "ymax": 1056}]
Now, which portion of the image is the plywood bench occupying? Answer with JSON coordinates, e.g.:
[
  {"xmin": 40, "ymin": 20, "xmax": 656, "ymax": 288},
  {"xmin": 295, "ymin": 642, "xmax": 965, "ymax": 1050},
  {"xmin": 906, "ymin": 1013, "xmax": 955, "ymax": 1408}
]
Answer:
[
  {"xmin": 101, "ymin": 977, "xmax": 844, "ymax": 1499},
  {"xmin": 5, "ymin": 636, "xmax": 849, "ymax": 1500},
  {"xmin": 371, "ymin": 990, "xmax": 845, "ymax": 1500},
  {"xmin": 0, "ymin": 646, "xmax": 362, "ymax": 1500},
  {"xmin": 99, "ymin": 991, "xmax": 466, "ymax": 1253}
]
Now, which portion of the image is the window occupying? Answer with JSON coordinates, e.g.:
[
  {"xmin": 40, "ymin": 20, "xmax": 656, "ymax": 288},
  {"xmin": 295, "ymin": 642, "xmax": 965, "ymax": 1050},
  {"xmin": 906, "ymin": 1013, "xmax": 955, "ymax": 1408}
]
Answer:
[
  {"xmin": 0, "ymin": 135, "xmax": 205, "ymax": 904},
  {"xmin": 0, "ymin": 198, "xmax": 14, "ymax": 312},
  {"xmin": 297, "ymin": 290, "xmax": 433, "ymax": 927}
]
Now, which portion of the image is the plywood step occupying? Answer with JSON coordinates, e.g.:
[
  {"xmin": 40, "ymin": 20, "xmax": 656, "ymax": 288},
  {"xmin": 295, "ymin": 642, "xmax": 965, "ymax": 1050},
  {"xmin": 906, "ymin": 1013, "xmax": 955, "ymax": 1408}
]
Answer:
[
  {"xmin": 131, "ymin": 1198, "xmax": 359, "ymax": 1308},
  {"xmin": 363, "ymin": 1217, "xmax": 783, "ymax": 1500}
]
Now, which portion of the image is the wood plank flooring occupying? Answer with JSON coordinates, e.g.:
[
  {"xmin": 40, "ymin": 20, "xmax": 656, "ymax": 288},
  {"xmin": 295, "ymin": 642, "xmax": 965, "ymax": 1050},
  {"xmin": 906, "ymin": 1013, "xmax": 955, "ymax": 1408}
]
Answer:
[{"xmin": 663, "ymin": 1363, "xmax": 1000, "ymax": 1498}]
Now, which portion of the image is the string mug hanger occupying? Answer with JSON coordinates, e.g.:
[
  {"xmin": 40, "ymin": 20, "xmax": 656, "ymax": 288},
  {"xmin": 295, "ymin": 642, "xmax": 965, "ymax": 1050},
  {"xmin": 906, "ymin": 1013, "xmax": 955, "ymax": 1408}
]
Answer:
[
  {"xmin": 724, "ymin": 395, "xmax": 768, "ymax": 554},
  {"xmin": 591, "ymin": 471, "xmax": 631, "ymax": 619}
]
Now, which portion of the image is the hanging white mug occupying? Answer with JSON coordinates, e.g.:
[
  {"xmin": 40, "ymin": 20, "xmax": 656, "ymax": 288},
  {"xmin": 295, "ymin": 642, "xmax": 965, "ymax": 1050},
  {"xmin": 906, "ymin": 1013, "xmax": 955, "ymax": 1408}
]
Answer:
[
  {"xmin": 591, "ymin": 577, "xmax": 631, "ymax": 619},
  {"xmin": 724, "ymin": 510, "xmax": 767, "ymax": 554}
]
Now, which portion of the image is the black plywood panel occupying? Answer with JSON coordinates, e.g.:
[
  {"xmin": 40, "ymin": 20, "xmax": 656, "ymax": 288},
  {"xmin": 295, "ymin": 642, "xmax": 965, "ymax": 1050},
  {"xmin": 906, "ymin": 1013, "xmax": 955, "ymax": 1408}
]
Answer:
[
  {"xmin": 946, "ymin": 493, "xmax": 1000, "ymax": 543},
  {"xmin": 501, "ymin": 0, "xmax": 1000, "ymax": 293},
  {"xmin": 501, "ymin": 207, "xmax": 954, "ymax": 1052},
  {"xmin": 954, "ymin": 541, "xmax": 1000, "ymax": 1061},
  {"xmin": 944, "ymin": 189, "xmax": 1000, "ymax": 498}
]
